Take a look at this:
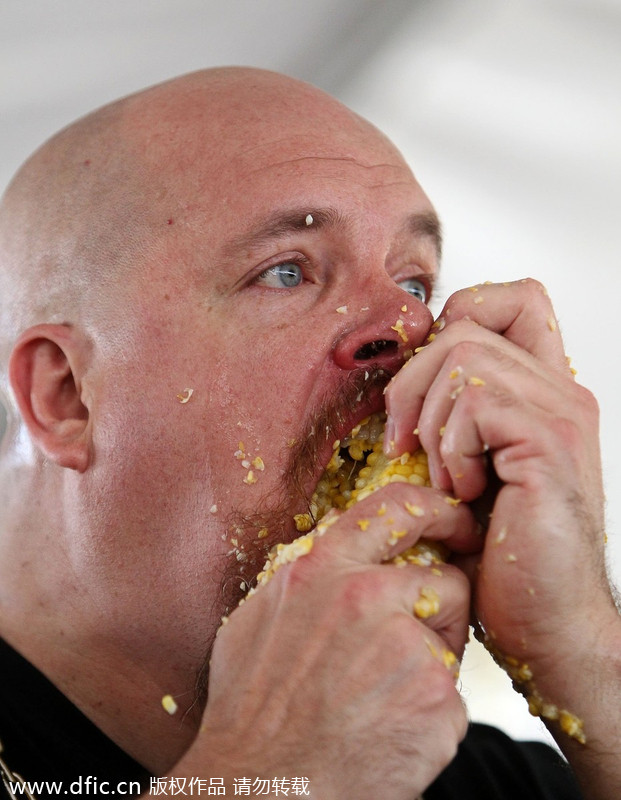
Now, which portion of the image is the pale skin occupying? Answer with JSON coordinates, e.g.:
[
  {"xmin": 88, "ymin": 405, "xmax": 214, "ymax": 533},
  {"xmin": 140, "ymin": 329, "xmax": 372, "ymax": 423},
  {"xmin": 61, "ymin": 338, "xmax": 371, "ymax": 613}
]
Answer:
[{"xmin": 0, "ymin": 67, "xmax": 619, "ymax": 798}]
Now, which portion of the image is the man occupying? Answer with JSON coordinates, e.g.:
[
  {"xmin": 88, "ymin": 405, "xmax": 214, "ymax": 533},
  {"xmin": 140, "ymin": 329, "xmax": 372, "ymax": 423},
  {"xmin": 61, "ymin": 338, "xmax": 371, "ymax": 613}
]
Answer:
[{"xmin": 0, "ymin": 66, "xmax": 618, "ymax": 799}]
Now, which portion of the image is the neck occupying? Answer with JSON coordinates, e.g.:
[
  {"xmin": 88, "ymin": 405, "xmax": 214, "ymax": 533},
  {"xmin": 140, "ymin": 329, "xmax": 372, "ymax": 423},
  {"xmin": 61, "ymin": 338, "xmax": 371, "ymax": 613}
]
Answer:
[
  {"xmin": 0, "ymin": 611, "xmax": 205, "ymax": 773},
  {"xmin": 0, "ymin": 468, "xmax": 224, "ymax": 774}
]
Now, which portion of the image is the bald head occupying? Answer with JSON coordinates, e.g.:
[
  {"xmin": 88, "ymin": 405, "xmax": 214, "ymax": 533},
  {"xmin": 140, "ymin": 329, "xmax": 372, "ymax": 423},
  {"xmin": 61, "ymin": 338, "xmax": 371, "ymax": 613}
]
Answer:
[
  {"xmin": 0, "ymin": 67, "xmax": 400, "ymax": 360},
  {"xmin": 0, "ymin": 67, "xmax": 415, "ymax": 462}
]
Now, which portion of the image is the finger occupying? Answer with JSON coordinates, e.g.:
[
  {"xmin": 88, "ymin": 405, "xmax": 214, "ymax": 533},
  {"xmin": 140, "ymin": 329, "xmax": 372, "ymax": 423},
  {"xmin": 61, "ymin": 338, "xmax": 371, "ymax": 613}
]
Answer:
[
  {"xmin": 385, "ymin": 315, "xmax": 569, "ymax": 460},
  {"xmin": 415, "ymin": 342, "xmax": 584, "ymax": 494},
  {"xmin": 433, "ymin": 278, "xmax": 569, "ymax": 372},
  {"xmin": 402, "ymin": 562, "xmax": 472, "ymax": 662},
  {"xmin": 315, "ymin": 481, "xmax": 483, "ymax": 568}
]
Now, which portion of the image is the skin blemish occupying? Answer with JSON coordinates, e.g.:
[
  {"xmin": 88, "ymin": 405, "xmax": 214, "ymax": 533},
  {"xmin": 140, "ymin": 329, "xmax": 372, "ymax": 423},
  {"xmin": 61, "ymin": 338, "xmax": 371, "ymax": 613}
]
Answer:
[{"xmin": 176, "ymin": 388, "xmax": 194, "ymax": 404}]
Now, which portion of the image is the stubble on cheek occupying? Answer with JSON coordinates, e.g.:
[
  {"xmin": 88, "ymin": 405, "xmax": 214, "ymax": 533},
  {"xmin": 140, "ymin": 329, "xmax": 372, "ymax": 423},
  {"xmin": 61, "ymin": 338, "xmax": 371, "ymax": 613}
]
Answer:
[{"xmin": 192, "ymin": 367, "xmax": 392, "ymax": 708}]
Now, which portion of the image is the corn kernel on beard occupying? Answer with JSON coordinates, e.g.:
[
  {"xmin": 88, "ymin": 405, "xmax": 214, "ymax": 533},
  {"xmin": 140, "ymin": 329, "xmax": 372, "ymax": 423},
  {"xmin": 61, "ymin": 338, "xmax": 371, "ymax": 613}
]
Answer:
[
  {"xmin": 218, "ymin": 366, "xmax": 394, "ymax": 612},
  {"xmin": 194, "ymin": 368, "xmax": 394, "ymax": 705}
]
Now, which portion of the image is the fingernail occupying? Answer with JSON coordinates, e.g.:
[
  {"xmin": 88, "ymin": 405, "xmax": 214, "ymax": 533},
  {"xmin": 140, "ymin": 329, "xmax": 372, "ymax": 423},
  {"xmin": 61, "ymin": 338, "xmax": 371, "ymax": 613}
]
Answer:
[{"xmin": 384, "ymin": 414, "xmax": 396, "ymax": 455}]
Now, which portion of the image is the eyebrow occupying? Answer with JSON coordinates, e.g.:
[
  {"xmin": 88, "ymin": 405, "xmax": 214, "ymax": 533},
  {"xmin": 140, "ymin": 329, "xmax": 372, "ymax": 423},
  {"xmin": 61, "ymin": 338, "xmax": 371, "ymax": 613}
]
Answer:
[
  {"xmin": 406, "ymin": 210, "xmax": 443, "ymax": 261},
  {"xmin": 223, "ymin": 207, "xmax": 347, "ymax": 256},
  {"xmin": 224, "ymin": 206, "xmax": 443, "ymax": 261}
]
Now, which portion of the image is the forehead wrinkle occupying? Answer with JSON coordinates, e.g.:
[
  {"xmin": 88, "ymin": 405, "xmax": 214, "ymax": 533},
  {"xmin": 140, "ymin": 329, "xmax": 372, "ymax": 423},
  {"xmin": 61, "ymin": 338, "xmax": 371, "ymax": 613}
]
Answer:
[{"xmin": 246, "ymin": 154, "xmax": 408, "ymax": 174}]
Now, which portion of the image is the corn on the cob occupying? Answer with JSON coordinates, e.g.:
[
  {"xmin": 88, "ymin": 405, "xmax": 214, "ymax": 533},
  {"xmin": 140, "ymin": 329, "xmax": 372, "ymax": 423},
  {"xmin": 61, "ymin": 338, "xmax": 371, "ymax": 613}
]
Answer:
[
  {"xmin": 305, "ymin": 411, "xmax": 430, "ymax": 520},
  {"xmin": 248, "ymin": 411, "xmax": 587, "ymax": 744},
  {"xmin": 300, "ymin": 412, "xmax": 446, "ymax": 567},
  {"xmin": 256, "ymin": 412, "xmax": 445, "ymax": 588}
]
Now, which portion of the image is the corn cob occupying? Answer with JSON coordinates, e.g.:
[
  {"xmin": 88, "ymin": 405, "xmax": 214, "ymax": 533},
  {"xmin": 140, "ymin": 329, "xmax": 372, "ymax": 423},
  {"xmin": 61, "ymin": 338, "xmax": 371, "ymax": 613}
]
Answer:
[
  {"xmin": 257, "ymin": 412, "xmax": 446, "ymax": 588},
  {"xmin": 250, "ymin": 412, "xmax": 587, "ymax": 744}
]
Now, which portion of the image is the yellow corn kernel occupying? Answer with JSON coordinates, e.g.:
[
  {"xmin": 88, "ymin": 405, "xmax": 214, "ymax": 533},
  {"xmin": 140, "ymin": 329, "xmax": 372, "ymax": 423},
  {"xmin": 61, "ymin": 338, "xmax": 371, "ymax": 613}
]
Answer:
[
  {"xmin": 391, "ymin": 319, "xmax": 409, "ymax": 343},
  {"xmin": 255, "ymin": 414, "xmax": 444, "ymax": 614},
  {"xmin": 294, "ymin": 513, "xmax": 313, "ymax": 532},
  {"xmin": 413, "ymin": 586, "xmax": 440, "ymax": 619},
  {"xmin": 161, "ymin": 694, "xmax": 178, "ymax": 715}
]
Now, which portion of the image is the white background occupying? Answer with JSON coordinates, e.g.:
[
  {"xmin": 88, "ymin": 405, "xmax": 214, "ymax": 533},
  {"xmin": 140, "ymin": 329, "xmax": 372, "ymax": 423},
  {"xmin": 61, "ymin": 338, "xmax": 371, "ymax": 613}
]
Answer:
[{"xmin": 2, "ymin": 0, "xmax": 620, "ymax": 747}]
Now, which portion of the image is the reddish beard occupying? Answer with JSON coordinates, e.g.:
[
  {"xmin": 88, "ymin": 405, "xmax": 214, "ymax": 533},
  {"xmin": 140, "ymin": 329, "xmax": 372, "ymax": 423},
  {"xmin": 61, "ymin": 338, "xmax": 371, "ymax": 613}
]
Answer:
[{"xmin": 192, "ymin": 366, "xmax": 393, "ymax": 711}]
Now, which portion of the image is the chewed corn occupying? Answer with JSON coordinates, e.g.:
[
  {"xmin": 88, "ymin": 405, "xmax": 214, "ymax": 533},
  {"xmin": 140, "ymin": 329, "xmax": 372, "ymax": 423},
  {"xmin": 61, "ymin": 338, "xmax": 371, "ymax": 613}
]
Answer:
[
  {"xmin": 245, "ymin": 411, "xmax": 587, "ymax": 746},
  {"xmin": 483, "ymin": 636, "xmax": 586, "ymax": 744},
  {"xmin": 307, "ymin": 411, "xmax": 430, "ymax": 520},
  {"xmin": 257, "ymin": 412, "xmax": 446, "ymax": 586}
]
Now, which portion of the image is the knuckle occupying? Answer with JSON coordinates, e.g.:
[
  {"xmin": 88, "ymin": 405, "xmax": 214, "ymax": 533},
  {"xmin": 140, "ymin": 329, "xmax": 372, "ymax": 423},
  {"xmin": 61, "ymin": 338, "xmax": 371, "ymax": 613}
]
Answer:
[
  {"xmin": 549, "ymin": 414, "xmax": 584, "ymax": 451},
  {"xmin": 574, "ymin": 382, "xmax": 600, "ymax": 420},
  {"xmin": 336, "ymin": 568, "xmax": 389, "ymax": 617},
  {"xmin": 444, "ymin": 336, "xmax": 483, "ymax": 367},
  {"xmin": 519, "ymin": 276, "xmax": 548, "ymax": 296},
  {"xmin": 440, "ymin": 562, "xmax": 471, "ymax": 599},
  {"xmin": 443, "ymin": 317, "xmax": 481, "ymax": 342}
]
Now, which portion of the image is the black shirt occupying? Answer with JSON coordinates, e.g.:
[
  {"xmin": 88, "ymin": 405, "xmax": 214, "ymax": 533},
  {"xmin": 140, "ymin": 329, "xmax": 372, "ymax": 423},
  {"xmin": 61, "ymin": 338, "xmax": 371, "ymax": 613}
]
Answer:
[
  {"xmin": 0, "ymin": 637, "xmax": 584, "ymax": 799},
  {"xmin": 0, "ymin": 638, "xmax": 150, "ymax": 798}
]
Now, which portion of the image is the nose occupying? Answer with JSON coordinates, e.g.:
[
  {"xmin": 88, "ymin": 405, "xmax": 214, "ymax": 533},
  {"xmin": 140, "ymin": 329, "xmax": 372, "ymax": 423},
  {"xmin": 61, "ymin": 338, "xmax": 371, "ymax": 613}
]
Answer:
[{"xmin": 332, "ymin": 300, "xmax": 433, "ymax": 373}]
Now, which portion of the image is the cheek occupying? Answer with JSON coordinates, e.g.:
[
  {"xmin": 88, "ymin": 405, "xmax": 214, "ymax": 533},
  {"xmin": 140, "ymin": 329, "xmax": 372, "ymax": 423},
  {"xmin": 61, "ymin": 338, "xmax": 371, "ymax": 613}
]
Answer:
[
  {"xmin": 96, "ymin": 301, "xmax": 322, "ymax": 518},
  {"xmin": 194, "ymin": 327, "xmax": 321, "ymax": 495}
]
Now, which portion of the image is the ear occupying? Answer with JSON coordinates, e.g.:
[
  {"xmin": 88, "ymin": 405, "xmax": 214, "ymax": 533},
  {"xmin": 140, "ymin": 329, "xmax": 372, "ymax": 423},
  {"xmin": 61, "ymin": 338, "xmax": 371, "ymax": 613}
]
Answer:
[{"xmin": 8, "ymin": 324, "xmax": 91, "ymax": 472}]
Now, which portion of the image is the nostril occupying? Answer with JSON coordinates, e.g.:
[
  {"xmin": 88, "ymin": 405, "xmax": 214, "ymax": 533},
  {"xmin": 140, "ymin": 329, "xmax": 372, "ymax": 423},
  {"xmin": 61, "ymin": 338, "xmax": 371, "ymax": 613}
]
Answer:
[{"xmin": 354, "ymin": 339, "xmax": 399, "ymax": 361}]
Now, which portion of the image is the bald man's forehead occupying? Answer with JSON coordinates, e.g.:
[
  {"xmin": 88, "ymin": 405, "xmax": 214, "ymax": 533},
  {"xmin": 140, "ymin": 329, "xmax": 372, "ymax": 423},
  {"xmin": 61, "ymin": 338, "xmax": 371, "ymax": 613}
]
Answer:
[
  {"xmin": 0, "ymin": 68, "xmax": 427, "ymax": 350},
  {"xmin": 111, "ymin": 68, "xmax": 405, "ymax": 184}
]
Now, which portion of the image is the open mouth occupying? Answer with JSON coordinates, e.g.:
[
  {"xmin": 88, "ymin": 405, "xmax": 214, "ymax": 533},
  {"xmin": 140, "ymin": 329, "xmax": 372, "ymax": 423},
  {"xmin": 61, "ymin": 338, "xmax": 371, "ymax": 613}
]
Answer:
[
  {"xmin": 251, "ymin": 412, "xmax": 447, "ymax": 595},
  {"xmin": 295, "ymin": 411, "xmax": 431, "ymax": 532}
]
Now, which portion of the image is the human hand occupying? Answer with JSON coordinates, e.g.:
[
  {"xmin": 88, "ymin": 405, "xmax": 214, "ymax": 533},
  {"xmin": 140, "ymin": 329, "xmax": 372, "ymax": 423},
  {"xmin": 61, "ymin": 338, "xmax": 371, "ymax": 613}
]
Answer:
[
  {"xmin": 178, "ymin": 484, "xmax": 480, "ymax": 799},
  {"xmin": 384, "ymin": 279, "xmax": 619, "ymax": 738}
]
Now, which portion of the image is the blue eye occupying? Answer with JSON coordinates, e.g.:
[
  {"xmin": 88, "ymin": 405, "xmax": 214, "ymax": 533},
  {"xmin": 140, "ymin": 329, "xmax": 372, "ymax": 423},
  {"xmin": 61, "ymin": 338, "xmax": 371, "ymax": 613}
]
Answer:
[
  {"xmin": 398, "ymin": 278, "xmax": 428, "ymax": 304},
  {"xmin": 256, "ymin": 262, "xmax": 303, "ymax": 289}
]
